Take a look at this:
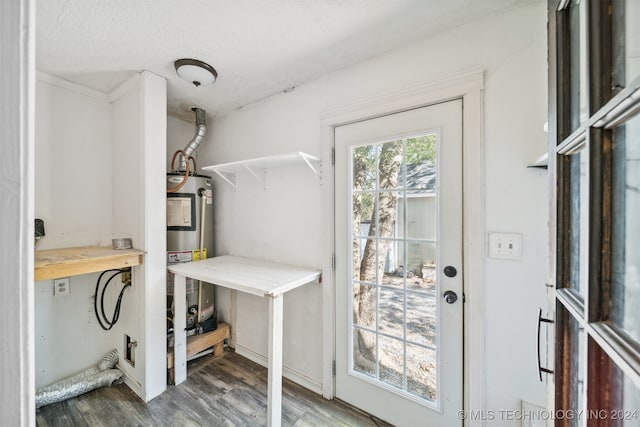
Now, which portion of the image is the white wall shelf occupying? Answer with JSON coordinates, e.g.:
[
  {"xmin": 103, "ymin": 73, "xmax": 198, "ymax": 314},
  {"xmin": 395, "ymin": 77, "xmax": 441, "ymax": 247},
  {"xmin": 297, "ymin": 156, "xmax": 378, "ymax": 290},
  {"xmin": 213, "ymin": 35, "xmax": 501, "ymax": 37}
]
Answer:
[
  {"xmin": 203, "ymin": 151, "xmax": 321, "ymax": 188},
  {"xmin": 527, "ymin": 152, "xmax": 548, "ymax": 169}
]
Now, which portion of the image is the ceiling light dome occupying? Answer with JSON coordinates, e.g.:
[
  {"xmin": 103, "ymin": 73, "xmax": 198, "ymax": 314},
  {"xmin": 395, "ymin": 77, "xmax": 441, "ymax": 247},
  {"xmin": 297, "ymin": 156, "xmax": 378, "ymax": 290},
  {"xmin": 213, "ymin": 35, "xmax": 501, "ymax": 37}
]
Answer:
[{"xmin": 174, "ymin": 58, "xmax": 217, "ymax": 87}]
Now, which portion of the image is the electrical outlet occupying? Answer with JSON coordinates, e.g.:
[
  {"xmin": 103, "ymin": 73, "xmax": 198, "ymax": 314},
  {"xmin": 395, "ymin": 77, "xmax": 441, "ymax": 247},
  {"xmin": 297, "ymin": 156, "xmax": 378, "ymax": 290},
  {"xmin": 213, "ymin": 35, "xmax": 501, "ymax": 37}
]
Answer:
[
  {"xmin": 489, "ymin": 232, "xmax": 522, "ymax": 260},
  {"xmin": 54, "ymin": 278, "xmax": 70, "ymax": 297}
]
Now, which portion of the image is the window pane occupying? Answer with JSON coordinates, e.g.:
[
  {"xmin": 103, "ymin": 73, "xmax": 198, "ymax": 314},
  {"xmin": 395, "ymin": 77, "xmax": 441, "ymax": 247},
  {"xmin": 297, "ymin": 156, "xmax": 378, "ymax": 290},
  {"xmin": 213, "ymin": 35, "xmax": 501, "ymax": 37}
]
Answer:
[
  {"xmin": 406, "ymin": 292, "xmax": 436, "ymax": 347},
  {"xmin": 556, "ymin": 304, "xmax": 584, "ymax": 427},
  {"xmin": 406, "ymin": 343, "xmax": 436, "ymax": 402},
  {"xmin": 353, "ymin": 282, "xmax": 376, "ymax": 330},
  {"xmin": 354, "ymin": 192, "xmax": 375, "ymax": 237},
  {"xmin": 402, "ymin": 194, "xmax": 436, "ymax": 241},
  {"xmin": 352, "ymin": 144, "xmax": 378, "ymax": 191},
  {"xmin": 611, "ymin": 113, "xmax": 640, "ymax": 343},
  {"xmin": 564, "ymin": 0, "xmax": 588, "ymax": 136},
  {"xmin": 567, "ymin": 147, "xmax": 589, "ymax": 301},
  {"xmin": 353, "ymin": 328, "xmax": 376, "ymax": 377},
  {"xmin": 588, "ymin": 338, "xmax": 640, "ymax": 426},
  {"xmin": 379, "ymin": 336, "xmax": 404, "ymax": 389},
  {"xmin": 380, "ymin": 247, "xmax": 404, "ymax": 288},
  {"xmin": 379, "ymin": 287, "xmax": 404, "ymax": 338},
  {"xmin": 379, "ymin": 140, "xmax": 404, "ymax": 191},
  {"xmin": 404, "ymin": 135, "xmax": 436, "ymax": 191},
  {"xmin": 625, "ymin": 0, "xmax": 640, "ymax": 85},
  {"xmin": 613, "ymin": 0, "xmax": 640, "ymax": 89},
  {"xmin": 353, "ymin": 238, "xmax": 376, "ymax": 284}
]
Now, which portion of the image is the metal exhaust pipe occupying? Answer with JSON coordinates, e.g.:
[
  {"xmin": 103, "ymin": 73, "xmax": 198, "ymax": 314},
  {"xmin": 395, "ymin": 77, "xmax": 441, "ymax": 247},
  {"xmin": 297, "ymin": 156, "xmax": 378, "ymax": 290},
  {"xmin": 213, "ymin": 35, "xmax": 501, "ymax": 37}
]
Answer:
[{"xmin": 177, "ymin": 107, "xmax": 206, "ymax": 172}]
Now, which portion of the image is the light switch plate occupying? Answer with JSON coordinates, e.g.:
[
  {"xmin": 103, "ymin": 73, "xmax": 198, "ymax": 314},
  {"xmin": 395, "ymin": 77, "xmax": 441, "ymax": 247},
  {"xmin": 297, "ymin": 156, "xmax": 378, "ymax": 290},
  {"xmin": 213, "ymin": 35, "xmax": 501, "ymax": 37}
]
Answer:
[{"xmin": 489, "ymin": 232, "xmax": 522, "ymax": 260}]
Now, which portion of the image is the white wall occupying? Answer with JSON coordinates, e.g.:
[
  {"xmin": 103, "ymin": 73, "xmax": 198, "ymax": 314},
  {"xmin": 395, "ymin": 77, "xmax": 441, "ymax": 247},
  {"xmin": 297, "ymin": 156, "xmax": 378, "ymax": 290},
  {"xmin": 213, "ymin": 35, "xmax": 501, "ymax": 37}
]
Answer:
[
  {"xmin": 34, "ymin": 76, "xmax": 114, "ymax": 388},
  {"xmin": 34, "ymin": 71, "xmax": 168, "ymax": 402},
  {"xmin": 111, "ymin": 71, "xmax": 168, "ymax": 401},
  {"xmin": 167, "ymin": 115, "xmax": 196, "ymax": 172},
  {"xmin": 200, "ymin": 1, "xmax": 548, "ymax": 421}
]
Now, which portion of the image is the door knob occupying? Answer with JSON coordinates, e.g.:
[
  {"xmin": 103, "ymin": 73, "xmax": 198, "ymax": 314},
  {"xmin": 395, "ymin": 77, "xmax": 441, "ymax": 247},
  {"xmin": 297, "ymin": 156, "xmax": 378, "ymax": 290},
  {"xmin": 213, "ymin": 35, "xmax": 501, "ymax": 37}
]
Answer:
[{"xmin": 443, "ymin": 290, "xmax": 458, "ymax": 304}]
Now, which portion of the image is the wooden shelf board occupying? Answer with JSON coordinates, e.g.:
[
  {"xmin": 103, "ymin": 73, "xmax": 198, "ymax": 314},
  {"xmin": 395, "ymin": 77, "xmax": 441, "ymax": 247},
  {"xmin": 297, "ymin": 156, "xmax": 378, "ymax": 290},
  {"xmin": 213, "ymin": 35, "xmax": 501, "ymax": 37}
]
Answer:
[
  {"xmin": 167, "ymin": 323, "xmax": 230, "ymax": 369},
  {"xmin": 35, "ymin": 246, "xmax": 145, "ymax": 281}
]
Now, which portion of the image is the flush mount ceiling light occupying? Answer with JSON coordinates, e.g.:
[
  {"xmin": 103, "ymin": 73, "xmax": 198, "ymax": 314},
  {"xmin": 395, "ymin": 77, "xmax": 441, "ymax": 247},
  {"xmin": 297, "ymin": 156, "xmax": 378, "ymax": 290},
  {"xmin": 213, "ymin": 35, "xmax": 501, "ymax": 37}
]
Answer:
[{"xmin": 174, "ymin": 58, "xmax": 218, "ymax": 87}]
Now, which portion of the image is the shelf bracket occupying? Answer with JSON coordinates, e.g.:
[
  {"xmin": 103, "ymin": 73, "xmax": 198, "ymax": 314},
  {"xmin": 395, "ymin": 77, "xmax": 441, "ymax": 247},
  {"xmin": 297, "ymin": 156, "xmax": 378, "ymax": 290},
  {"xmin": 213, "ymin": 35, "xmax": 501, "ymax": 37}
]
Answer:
[
  {"xmin": 211, "ymin": 169, "xmax": 237, "ymax": 189},
  {"xmin": 299, "ymin": 152, "xmax": 321, "ymax": 180},
  {"xmin": 242, "ymin": 164, "xmax": 262, "ymax": 183}
]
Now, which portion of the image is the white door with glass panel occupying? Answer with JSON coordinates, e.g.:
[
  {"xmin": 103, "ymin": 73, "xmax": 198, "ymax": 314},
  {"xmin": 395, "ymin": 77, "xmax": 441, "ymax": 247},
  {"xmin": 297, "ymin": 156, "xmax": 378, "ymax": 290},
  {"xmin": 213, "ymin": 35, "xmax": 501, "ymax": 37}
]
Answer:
[{"xmin": 334, "ymin": 99, "xmax": 463, "ymax": 426}]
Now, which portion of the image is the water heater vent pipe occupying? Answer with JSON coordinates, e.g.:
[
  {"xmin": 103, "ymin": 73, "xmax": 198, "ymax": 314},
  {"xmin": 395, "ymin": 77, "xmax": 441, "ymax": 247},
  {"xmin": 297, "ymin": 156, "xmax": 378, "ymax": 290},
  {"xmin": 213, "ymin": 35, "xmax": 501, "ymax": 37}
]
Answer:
[
  {"xmin": 167, "ymin": 107, "xmax": 207, "ymax": 193},
  {"xmin": 178, "ymin": 107, "xmax": 207, "ymax": 172}
]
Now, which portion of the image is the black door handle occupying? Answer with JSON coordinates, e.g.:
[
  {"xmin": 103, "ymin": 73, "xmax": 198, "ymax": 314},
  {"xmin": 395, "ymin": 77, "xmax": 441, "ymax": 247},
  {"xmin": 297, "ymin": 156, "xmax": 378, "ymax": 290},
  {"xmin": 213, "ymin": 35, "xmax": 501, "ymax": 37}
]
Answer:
[
  {"xmin": 537, "ymin": 308, "xmax": 554, "ymax": 381},
  {"xmin": 443, "ymin": 290, "xmax": 458, "ymax": 304}
]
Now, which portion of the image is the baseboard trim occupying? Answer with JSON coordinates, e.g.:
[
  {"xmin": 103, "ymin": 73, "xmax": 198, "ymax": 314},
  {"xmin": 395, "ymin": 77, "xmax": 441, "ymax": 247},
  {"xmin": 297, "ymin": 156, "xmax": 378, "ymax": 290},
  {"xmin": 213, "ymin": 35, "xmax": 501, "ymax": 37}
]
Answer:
[
  {"xmin": 116, "ymin": 363, "xmax": 144, "ymax": 401},
  {"xmin": 234, "ymin": 344, "xmax": 323, "ymax": 395}
]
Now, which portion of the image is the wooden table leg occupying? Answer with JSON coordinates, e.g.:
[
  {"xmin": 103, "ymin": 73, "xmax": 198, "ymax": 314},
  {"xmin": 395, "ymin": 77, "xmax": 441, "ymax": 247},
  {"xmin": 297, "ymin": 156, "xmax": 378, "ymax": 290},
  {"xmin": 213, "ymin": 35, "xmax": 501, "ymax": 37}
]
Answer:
[
  {"xmin": 173, "ymin": 273, "xmax": 187, "ymax": 385},
  {"xmin": 267, "ymin": 294, "xmax": 283, "ymax": 427}
]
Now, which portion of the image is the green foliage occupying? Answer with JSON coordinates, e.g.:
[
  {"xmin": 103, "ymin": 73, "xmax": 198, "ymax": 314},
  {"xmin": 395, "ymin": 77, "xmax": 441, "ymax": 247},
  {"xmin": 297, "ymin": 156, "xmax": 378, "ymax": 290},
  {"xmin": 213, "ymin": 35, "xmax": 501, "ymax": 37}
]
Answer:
[{"xmin": 407, "ymin": 135, "xmax": 436, "ymax": 165}]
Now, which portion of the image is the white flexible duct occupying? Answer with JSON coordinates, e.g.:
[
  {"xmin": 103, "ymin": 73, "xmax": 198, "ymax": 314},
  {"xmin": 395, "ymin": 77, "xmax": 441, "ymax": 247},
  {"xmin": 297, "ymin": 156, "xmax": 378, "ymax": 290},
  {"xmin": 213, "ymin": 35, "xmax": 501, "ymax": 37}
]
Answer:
[{"xmin": 36, "ymin": 349, "xmax": 123, "ymax": 408}]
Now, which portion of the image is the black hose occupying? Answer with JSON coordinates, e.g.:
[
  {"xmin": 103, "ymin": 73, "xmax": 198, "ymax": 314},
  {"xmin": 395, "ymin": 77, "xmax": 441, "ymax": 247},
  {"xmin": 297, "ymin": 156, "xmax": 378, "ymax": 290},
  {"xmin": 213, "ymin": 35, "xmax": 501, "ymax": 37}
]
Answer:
[
  {"xmin": 94, "ymin": 269, "xmax": 131, "ymax": 331},
  {"xmin": 100, "ymin": 271, "xmax": 122, "ymax": 326}
]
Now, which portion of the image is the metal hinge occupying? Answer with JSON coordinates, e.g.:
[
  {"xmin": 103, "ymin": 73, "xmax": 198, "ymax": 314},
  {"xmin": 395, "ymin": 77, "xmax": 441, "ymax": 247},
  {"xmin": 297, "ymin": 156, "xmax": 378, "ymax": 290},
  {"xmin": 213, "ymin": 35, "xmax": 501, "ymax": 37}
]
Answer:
[
  {"xmin": 332, "ymin": 360, "xmax": 336, "ymax": 376},
  {"xmin": 332, "ymin": 254, "xmax": 336, "ymax": 271},
  {"xmin": 331, "ymin": 147, "xmax": 335, "ymax": 166}
]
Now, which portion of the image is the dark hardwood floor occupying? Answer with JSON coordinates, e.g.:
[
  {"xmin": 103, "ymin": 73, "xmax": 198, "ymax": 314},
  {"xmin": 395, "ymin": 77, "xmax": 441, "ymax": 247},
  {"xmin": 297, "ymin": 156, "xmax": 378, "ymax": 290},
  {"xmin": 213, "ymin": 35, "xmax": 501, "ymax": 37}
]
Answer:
[{"xmin": 36, "ymin": 349, "xmax": 390, "ymax": 427}]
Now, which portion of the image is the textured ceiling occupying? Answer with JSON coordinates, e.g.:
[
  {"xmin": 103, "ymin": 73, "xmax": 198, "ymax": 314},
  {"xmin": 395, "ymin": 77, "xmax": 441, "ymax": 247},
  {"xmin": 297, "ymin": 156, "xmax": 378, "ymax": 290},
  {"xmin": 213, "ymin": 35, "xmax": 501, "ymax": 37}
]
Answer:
[{"xmin": 37, "ymin": 0, "xmax": 532, "ymax": 120}]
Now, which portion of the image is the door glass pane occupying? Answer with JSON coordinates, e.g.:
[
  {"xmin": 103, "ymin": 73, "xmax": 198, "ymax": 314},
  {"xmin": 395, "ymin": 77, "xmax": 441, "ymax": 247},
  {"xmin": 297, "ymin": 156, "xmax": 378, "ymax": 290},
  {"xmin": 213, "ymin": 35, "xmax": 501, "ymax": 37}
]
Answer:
[
  {"xmin": 406, "ymin": 292, "xmax": 436, "ymax": 347},
  {"xmin": 556, "ymin": 305, "xmax": 584, "ymax": 427},
  {"xmin": 352, "ymin": 145, "xmax": 378, "ymax": 191},
  {"xmin": 588, "ymin": 338, "xmax": 640, "ymax": 426},
  {"xmin": 567, "ymin": 146, "xmax": 589, "ymax": 301},
  {"xmin": 406, "ymin": 241, "xmax": 436, "ymax": 292},
  {"xmin": 379, "ymin": 287, "xmax": 404, "ymax": 337},
  {"xmin": 611, "ymin": 113, "xmax": 640, "ymax": 342},
  {"xmin": 379, "ymin": 336, "xmax": 404, "ymax": 389},
  {"xmin": 404, "ymin": 135, "xmax": 437, "ymax": 190},
  {"xmin": 402, "ymin": 195, "xmax": 436, "ymax": 241},
  {"xmin": 354, "ymin": 238, "xmax": 376, "ymax": 284},
  {"xmin": 349, "ymin": 134, "xmax": 439, "ymax": 404},
  {"xmin": 625, "ymin": 0, "xmax": 640, "ymax": 85},
  {"xmin": 353, "ymin": 282, "xmax": 376, "ymax": 330},
  {"xmin": 353, "ymin": 327, "xmax": 376, "ymax": 377},
  {"xmin": 563, "ymin": 0, "xmax": 588, "ymax": 137},
  {"xmin": 406, "ymin": 344, "xmax": 436, "ymax": 401},
  {"xmin": 353, "ymin": 192, "xmax": 375, "ymax": 237},
  {"xmin": 379, "ymin": 239, "xmax": 404, "ymax": 288}
]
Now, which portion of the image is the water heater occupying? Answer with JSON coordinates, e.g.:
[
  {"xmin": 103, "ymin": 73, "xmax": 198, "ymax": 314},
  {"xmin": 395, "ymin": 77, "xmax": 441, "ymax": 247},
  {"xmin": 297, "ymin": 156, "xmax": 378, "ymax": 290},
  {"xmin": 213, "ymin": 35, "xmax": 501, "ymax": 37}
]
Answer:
[
  {"xmin": 166, "ymin": 107, "xmax": 216, "ymax": 334},
  {"xmin": 167, "ymin": 172, "xmax": 213, "ymax": 254},
  {"xmin": 167, "ymin": 172, "xmax": 215, "ymax": 330}
]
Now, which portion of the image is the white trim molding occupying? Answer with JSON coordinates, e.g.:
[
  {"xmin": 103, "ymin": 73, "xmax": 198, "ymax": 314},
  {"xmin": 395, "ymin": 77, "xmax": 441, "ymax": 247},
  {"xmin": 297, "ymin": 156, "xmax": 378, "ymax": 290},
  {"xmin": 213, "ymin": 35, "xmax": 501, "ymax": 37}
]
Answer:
[
  {"xmin": 36, "ymin": 71, "xmax": 110, "ymax": 102},
  {"xmin": 320, "ymin": 68, "xmax": 485, "ymax": 425},
  {"xmin": 1, "ymin": 0, "xmax": 36, "ymax": 424},
  {"xmin": 235, "ymin": 344, "xmax": 323, "ymax": 395}
]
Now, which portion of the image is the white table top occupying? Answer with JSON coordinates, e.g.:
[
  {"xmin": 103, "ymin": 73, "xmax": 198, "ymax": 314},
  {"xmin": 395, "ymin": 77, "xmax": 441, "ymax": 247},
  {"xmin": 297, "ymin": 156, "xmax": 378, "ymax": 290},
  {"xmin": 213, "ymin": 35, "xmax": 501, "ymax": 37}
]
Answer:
[{"xmin": 167, "ymin": 255, "xmax": 321, "ymax": 297}]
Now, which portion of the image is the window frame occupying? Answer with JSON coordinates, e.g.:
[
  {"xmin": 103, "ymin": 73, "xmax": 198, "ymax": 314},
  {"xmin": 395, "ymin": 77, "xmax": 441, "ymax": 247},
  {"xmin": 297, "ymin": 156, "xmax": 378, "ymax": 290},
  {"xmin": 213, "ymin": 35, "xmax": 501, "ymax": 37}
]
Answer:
[{"xmin": 549, "ymin": 0, "xmax": 640, "ymax": 424}]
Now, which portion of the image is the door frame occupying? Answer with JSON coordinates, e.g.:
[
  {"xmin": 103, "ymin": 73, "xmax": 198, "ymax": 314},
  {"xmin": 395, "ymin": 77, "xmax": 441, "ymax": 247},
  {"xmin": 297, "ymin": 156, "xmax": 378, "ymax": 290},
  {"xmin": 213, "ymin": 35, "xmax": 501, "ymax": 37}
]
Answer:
[
  {"xmin": 1, "ymin": 0, "xmax": 36, "ymax": 424},
  {"xmin": 320, "ymin": 68, "xmax": 485, "ymax": 424}
]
